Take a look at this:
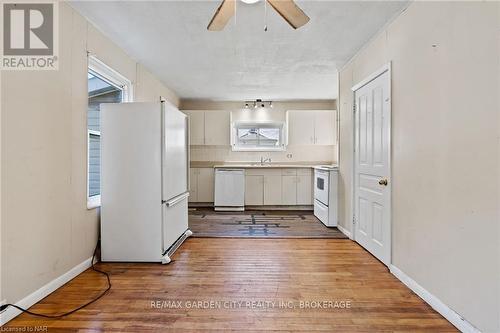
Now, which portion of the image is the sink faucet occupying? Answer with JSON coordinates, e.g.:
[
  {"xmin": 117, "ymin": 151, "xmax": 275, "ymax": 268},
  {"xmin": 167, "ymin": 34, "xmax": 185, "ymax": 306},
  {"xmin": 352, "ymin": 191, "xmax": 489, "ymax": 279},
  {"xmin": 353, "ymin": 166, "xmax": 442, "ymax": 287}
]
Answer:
[{"xmin": 260, "ymin": 157, "xmax": 272, "ymax": 165}]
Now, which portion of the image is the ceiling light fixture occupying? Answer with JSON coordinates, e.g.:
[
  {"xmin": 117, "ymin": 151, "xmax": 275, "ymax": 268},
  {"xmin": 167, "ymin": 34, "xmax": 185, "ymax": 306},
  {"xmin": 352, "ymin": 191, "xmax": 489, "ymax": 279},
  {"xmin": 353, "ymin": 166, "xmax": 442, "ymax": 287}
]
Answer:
[
  {"xmin": 244, "ymin": 99, "xmax": 274, "ymax": 110},
  {"xmin": 241, "ymin": 0, "xmax": 260, "ymax": 4}
]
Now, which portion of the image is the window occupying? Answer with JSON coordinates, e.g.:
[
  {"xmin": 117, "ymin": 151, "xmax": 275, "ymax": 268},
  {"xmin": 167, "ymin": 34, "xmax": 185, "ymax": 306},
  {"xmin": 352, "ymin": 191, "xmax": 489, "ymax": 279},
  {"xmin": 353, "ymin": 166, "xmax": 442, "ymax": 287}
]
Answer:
[
  {"xmin": 232, "ymin": 122, "xmax": 286, "ymax": 151},
  {"xmin": 87, "ymin": 56, "xmax": 132, "ymax": 209}
]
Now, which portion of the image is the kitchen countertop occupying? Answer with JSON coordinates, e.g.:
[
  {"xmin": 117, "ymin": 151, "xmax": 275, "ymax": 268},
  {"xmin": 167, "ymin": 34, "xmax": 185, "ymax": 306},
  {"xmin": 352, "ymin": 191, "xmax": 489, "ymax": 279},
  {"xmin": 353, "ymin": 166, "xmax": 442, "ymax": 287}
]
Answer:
[{"xmin": 190, "ymin": 161, "xmax": 338, "ymax": 169}]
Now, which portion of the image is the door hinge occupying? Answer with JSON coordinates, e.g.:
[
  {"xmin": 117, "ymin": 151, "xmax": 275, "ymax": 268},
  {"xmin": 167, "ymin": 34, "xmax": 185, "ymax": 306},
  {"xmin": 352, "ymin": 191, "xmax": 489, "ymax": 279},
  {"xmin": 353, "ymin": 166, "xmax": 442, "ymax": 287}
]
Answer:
[
  {"xmin": 353, "ymin": 104, "xmax": 356, "ymax": 113},
  {"xmin": 353, "ymin": 216, "xmax": 356, "ymax": 224}
]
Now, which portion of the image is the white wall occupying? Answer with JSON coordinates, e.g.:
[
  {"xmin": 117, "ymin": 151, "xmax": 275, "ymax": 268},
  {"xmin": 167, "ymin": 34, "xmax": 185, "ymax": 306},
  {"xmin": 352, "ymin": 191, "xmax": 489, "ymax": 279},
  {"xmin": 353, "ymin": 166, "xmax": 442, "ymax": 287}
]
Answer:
[
  {"xmin": 338, "ymin": 2, "xmax": 500, "ymax": 331},
  {"xmin": 0, "ymin": 2, "xmax": 179, "ymax": 308},
  {"xmin": 180, "ymin": 100, "xmax": 337, "ymax": 164}
]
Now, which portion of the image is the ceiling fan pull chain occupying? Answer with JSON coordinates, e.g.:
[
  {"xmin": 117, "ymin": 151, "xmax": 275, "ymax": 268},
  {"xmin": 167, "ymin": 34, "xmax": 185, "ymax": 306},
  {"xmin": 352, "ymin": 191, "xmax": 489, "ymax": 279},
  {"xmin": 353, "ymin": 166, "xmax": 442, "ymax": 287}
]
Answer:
[
  {"xmin": 264, "ymin": 0, "xmax": 268, "ymax": 32},
  {"xmin": 234, "ymin": 0, "xmax": 237, "ymax": 26}
]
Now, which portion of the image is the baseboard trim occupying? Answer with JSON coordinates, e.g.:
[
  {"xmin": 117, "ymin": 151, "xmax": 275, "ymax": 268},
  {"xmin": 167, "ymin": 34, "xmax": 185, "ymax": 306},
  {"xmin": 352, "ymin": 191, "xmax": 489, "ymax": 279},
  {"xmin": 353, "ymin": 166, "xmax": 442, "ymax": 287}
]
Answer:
[
  {"xmin": 389, "ymin": 265, "xmax": 480, "ymax": 333},
  {"xmin": 245, "ymin": 205, "xmax": 314, "ymax": 211},
  {"xmin": 336, "ymin": 224, "xmax": 352, "ymax": 239},
  {"xmin": 0, "ymin": 256, "xmax": 93, "ymax": 325}
]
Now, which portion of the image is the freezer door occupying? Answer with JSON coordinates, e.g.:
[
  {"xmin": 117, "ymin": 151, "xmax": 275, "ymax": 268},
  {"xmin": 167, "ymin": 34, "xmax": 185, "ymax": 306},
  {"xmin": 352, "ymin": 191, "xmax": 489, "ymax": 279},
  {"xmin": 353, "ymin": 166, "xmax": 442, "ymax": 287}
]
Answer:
[
  {"xmin": 162, "ymin": 101, "xmax": 189, "ymax": 201},
  {"xmin": 162, "ymin": 193, "xmax": 189, "ymax": 252}
]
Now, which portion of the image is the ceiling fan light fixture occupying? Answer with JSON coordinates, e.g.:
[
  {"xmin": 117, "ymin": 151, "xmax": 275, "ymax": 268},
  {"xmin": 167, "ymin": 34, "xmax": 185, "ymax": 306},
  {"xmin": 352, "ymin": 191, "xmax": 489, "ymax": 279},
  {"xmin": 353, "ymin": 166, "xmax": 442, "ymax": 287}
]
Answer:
[{"xmin": 240, "ymin": 0, "xmax": 261, "ymax": 4}]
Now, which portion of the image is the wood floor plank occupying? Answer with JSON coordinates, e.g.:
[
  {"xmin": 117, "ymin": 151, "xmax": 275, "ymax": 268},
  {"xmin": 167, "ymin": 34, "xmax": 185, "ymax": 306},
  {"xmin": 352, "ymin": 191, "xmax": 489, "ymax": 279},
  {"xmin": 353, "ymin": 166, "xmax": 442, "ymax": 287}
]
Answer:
[{"xmin": 3, "ymin": 238, "xmax": 457, "ymax": 332}]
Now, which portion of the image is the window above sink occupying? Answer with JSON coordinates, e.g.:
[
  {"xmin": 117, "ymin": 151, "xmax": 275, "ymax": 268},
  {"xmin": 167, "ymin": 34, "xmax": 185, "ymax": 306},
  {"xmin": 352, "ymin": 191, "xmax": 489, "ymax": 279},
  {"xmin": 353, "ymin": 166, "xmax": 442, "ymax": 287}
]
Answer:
[{"xmin": 231, "ymin": 121, "xmax": 286, "ymax": 152}]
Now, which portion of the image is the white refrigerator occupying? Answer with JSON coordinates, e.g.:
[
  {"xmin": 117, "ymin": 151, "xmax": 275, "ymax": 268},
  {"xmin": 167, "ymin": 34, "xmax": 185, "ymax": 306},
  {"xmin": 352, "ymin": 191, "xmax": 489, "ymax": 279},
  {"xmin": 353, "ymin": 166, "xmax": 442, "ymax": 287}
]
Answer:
[{"xmin": 101, "ymin": 101, "xmax": 191, "ymax": 264}]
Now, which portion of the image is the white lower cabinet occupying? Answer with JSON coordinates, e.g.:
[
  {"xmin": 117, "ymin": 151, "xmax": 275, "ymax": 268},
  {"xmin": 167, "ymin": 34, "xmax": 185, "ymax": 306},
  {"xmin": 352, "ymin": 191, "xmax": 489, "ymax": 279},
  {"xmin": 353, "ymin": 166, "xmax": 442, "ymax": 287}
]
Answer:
[
  {"xmin": 264, "ymin": 171, "xmax": 282, "ymax": 205},
  {"xmin": 189, "ymin": 168, "xmax": 214, "ymax": 203},
  {"xmin": 192, "ymin": 167, "xmax": 313, "ymax": 206},
  {"xmin": 189, "ymin": 168, "xmax": 198, "ymax": 202},
  {"xmin": 296, "ymin": 169, "xmax": 313, "ymax": 205},
  {"xmin": 245, "ymin": 175, "xmax": 264, "ymax": 205},
  {"xmin": 282, "ymin": 175, "xmax": 297, "ymax": 205},
  {"xmin": 197, "ymin": 168, "xmax": 214, "ymax": 202},
  {"xmin": 243, "ymin": 168, "xmax": 313, "ymax": 206}
]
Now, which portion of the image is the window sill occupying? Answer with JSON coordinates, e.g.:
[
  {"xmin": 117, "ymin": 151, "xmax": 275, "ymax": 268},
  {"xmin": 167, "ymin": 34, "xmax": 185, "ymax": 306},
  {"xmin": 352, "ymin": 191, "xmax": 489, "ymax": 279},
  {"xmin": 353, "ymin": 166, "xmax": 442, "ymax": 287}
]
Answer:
[
  {"xmin": 87, "ymin": 195, "xmax": 101, "ymax": 210},
  {"xmin": 231, "ymin": 146, "xmax": 287, "ymax": 152}
]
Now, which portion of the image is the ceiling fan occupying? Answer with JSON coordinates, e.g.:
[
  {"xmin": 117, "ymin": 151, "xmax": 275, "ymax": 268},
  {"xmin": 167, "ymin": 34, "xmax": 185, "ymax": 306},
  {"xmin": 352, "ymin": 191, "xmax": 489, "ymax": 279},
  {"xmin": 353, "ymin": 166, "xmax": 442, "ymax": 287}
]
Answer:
[{"xmin": 207, "ymin": 0, "xmax": 310, "ymax": 31}]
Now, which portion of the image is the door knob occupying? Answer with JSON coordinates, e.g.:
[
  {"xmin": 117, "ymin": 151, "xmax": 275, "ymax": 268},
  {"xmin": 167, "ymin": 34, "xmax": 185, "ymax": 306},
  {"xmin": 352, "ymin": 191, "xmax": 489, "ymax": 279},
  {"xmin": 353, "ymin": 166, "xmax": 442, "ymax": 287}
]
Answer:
[{"xmin": 378, "ymin": 179, "xmax": 388, "ymax": 186}]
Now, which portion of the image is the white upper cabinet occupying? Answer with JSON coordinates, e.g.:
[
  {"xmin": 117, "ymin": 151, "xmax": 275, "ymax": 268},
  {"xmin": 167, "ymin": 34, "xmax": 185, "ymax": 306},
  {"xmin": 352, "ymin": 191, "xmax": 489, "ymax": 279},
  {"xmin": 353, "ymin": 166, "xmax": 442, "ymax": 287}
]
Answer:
[
  {"xmin": 183, "ymin": 110, "xmax": 230, "ymax": 146},
  {"xmin": 204, "ymin": 111, "xmax": 230, "ymax": 146},
  {"xmin": 287, "ymin": 111, "xmax": 315, "ymax": 145},
  {"xmin": 286, "ymin": 110, "xmax": 336, "ymax": 146},
  {"xmin": 314, "ymin": 111, "xmax": 336, "ymax": 145},
  {"xmin": 183, "ymin": 110, "xmax": 205, "ymax": 145}
]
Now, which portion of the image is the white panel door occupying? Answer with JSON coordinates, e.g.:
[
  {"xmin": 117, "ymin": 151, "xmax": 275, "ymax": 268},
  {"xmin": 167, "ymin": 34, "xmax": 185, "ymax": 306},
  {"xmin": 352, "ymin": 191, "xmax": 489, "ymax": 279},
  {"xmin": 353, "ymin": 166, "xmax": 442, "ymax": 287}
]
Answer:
[
  {"xmin": 163, "ymin": 102, "xmax": 188, "ymax": 201},
  {"xmin": 197, "ymin": 168, "xmax": 215, "ymax": 202},
  {"xmin": 287, "ymin": 111, "xmax": 315, "ymax": 145},
  {"xmin": 184, "ymin": 111, "xmax": 205, "ymax": 145},
  {"xmin": 354, "ymin": 69, "xmax": 391, "ymax": 266},
  {"xmin": 245, "ymin": 175, "xmax": 264, "ymax": 205},
  {"xmin": 314, "ymin": 111, "xmax": 336, "ymax": 145},
  {"xmin": 205, "ymin": 111, "xmax": 230, "ymax": 145}
]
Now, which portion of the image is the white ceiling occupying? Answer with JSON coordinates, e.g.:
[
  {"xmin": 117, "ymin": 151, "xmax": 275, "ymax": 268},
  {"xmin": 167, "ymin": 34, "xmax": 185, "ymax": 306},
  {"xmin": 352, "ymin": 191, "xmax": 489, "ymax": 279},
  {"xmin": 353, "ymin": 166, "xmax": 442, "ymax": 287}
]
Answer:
[{"xmin": 70, "ymin": 0, "xmax": 408, "ymax": 100}]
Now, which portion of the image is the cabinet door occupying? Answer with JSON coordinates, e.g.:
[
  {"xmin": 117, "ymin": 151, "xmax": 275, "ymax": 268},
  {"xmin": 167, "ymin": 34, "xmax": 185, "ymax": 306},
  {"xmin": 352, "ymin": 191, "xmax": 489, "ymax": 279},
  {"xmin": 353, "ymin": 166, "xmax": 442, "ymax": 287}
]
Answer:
[
  {"xmin": 183, "ymin": 111, "xmax": 205, "ymax": 145},
  {"xmin": 287, "ymin": 111, "xmax": 315, "ymax": 145},
  {"xmin": 314, "ymin": 111, "xmax": 336, "ymax": 145},
  {"xmin": 297, "ymin": 174, "xmax": 313, "ymax": 205},
  {"xmin": 205, "ymin": 111, "xmax": 230, "ymax": 145},
  {"xmin": 245, "ymin": 175, "xmax": 264, "ymax": 205},
  {"xmin": 264, "ymin": 175, "xmax": 282, "ymax": 205},
  {"xmin": 189, "ymin": 168, "xmax": 198, "ymax": 202},
  {"xmin": 197, "ymin": 168, "xmax": 214, "ymax": 202},
  {"xmin": 282, "ymin": 176, "xmax": 297, "ymax": 205}
]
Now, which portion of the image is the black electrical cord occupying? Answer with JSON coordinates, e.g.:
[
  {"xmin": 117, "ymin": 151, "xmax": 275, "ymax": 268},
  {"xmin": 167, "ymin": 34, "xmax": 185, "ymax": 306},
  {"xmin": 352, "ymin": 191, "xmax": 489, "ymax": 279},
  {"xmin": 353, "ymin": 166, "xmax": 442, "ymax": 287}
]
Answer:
[{"xmin": 0, "ymin": 239, "xmax": 111, "ymax": 318}]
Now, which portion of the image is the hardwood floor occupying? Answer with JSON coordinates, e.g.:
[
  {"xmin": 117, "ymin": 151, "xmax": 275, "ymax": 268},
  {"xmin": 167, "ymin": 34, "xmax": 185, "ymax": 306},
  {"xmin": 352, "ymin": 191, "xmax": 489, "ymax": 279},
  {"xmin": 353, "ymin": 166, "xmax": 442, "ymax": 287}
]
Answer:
[{"xmin": 4, "ymin": 238, "xmax": 456, "ymax": 332}]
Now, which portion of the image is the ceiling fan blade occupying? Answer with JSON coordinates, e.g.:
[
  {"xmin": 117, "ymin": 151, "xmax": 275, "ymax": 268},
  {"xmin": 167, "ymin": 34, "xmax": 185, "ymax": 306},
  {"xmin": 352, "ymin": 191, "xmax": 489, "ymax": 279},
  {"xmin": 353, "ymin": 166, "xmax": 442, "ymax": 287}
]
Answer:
[
  {"xmin": 207, "ymin": 0, "xmax": 235, "ymax": 31},
  {"xmin": 267, "ymin": 0, "xmax": 310, "ymax": 29}
]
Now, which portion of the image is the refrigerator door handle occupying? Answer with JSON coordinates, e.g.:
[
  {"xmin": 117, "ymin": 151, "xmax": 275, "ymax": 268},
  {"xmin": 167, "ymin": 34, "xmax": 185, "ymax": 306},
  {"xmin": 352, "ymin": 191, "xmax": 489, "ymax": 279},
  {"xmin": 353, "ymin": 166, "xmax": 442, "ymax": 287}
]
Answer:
[{"xmin": 163, "ymin": 192, "xmax": 190, "ymax": 207}]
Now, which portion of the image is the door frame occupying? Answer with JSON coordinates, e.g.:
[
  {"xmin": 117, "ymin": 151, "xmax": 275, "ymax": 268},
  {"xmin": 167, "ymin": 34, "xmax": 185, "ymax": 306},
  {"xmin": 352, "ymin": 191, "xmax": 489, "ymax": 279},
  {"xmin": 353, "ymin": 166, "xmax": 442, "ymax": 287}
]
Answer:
[{"xmin": 350, "ymin": 62, "xmax": 392, "ymax": 266}]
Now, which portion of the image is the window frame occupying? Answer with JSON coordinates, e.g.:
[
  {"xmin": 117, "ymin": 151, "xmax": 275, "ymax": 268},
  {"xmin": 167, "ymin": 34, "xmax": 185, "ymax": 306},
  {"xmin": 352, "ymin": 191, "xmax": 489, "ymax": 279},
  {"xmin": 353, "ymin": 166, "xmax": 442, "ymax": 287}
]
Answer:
[
  {"xmin": 87, "ymin": 56, "xmax": 132, "ymax": 209},
  {"xmin": 231, "ymin": 121, "xmax": 287, "ymax": 152}
]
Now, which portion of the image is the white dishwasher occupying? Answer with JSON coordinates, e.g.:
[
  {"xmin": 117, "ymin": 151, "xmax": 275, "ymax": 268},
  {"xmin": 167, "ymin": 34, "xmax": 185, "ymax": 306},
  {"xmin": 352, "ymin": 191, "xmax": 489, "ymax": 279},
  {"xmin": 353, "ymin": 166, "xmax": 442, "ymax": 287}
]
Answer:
[{"xmin": 214, "ymin": 168, "xmax": 245, "ymax": 211}]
